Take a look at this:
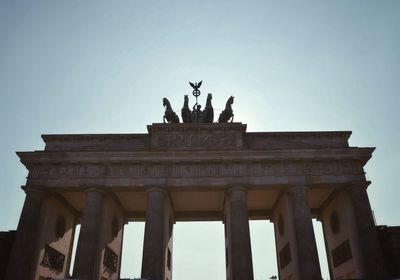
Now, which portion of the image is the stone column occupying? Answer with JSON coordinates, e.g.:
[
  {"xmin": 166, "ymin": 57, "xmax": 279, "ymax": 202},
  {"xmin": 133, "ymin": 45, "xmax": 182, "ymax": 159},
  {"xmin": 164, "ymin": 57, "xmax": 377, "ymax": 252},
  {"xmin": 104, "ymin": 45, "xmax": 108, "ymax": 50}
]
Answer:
[
  {"xmin": 73, "ymin": 188, "xmax": 105, "ymax": 279},
  {"xmin": 288, "ymin": 186, "xmax": 322, "ymax": 280},
  {"xmin": 141, "ymin": 188, "xmax": 172, "ymax": 280},
  {"xmin": 5, "ymin": 188, "xmax": 47, "ymax": 280},
  {"xmin": 224, "ymin": 187, "xmax": 254, "ymax": 280},
  {"xmin": 348, "ymin": 183, "xmax": 387, "ymax": 277}
]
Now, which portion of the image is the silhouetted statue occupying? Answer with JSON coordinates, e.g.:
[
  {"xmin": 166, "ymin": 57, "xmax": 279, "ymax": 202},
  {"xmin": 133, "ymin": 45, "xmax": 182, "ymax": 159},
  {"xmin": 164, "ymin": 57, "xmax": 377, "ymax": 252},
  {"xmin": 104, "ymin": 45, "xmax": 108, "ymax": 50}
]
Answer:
[
  {"xmin": 218, "ymin": 96, "xmax": 234, "ymax": 123},
  {"xmin": 203, "ymin": 93, "xmax": 214, "ymax": 123},
  {"xmin": 163, "ymin": 97, "xmax": 179, "ymax": 123},
  {"xmin": 181, "ymin": 95, "xmax": 192, "ymax": 123},
  {"xmin": 192, "ymin": 104, "xmax": 203, "ymax": 123}
]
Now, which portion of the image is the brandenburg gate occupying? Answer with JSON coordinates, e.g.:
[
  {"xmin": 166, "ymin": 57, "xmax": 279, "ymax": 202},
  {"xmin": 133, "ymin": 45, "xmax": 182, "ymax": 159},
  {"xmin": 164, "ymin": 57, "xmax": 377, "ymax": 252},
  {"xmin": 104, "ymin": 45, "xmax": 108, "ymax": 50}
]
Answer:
[
  {"xmin": 5, "ymin": 123, "xmax": 387, "ymax": 280},
  {"xmin": 4, "ymin": 82, "xmax": 389, "ymax": 280}
]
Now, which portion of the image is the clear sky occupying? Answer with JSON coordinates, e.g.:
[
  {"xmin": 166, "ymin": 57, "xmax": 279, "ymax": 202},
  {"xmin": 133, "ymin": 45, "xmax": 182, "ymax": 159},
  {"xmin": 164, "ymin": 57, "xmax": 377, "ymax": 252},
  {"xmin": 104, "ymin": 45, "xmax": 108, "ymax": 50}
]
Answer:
[{"xmin": 1, "ymin": 1, "xmax": 399, "ymax": 279}]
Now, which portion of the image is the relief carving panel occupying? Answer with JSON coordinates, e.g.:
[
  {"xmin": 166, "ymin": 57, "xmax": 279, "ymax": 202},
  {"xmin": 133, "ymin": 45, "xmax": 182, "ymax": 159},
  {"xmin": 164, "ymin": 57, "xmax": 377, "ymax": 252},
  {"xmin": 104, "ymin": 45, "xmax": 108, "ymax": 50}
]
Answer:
[
  {"xmin": 103, "ymin": 246, "xmax": 118, "ymax": 273},
  {"xmin": 41, "ymin": 244, "xmax": 65, "ymax": 273},
  {"xmin": 153, "ymin": 132, "xmax": 238, "ymax": 149},
  {"xmin": 29, "ymin": 160, "xmax": 362, "ymax": 180}
]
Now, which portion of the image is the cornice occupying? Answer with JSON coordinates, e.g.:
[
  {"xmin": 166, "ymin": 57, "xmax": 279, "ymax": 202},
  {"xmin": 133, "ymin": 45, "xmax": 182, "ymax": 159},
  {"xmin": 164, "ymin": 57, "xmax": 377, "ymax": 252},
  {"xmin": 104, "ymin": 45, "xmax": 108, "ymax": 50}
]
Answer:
[
  {"xmin": 147, "ymin": 122, "xmax": 247, "ymax": 133},
  {"xmin": 42, "ymin": 133, "xmax": 147, "ymax": 143},
  {"xmin": 246, "ymin": 131, "xmax": 351, "ymax": 140},
  {"xmin": 16, "ymin": 147, "xmax": 374, "ymax": 167}
]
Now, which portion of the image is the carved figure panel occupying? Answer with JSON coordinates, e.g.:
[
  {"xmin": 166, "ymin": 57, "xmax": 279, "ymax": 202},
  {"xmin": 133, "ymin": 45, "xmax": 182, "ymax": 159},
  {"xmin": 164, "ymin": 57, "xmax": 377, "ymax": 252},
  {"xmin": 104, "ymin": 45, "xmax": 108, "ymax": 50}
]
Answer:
[
  {"xmin": 103, "ymin": 246, "xmax": 118, "ymax": 273},
  {"xmin": 153, "ymin": 131, "xmax": 238, "ymax": 149},
  {"xmin": 41, "ymin": 245, "xmax": 65, "ymax": 273}
]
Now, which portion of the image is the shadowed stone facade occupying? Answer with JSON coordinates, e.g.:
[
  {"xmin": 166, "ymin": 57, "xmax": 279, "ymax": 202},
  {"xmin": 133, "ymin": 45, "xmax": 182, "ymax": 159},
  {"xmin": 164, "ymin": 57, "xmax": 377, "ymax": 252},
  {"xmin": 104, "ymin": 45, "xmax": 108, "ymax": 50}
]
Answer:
[{"xmin": 5, "ymin": 123, "xmax": 389, "ymax": 280}]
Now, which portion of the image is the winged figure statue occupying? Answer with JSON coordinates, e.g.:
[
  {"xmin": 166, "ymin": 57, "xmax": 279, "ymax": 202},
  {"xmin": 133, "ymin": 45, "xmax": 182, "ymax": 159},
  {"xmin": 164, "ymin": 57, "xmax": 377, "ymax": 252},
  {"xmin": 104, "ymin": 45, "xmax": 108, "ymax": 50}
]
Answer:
[{"xmin": 189, "ymin": 81, "xmax": 202, "ymax": 91}]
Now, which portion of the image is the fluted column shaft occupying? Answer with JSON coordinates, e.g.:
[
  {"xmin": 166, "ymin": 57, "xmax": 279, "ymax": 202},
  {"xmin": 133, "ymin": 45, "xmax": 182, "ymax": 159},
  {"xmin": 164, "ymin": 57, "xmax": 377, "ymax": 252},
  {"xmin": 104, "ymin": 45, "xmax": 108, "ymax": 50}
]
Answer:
[
  {"xmin": 225, "ymin": 187, "xmax": 254, "ymax": 280},
  {"xmin": 288, "ymin": 186, "xmax": 322, "ymax": 280},
  {"xmin": 141, "ymin": 188, "xmax": 168, "ymax": 280},
  {"xmin": 348, "ymin": 184, "xmax": 386, "ymax": 277},
  {"xmin": 73, "ymin": 188, "xmax": 105, "ymax": 279},
  {"xmin": 5, "ymin": 188, "xmax": 47, "ymax": 280}
]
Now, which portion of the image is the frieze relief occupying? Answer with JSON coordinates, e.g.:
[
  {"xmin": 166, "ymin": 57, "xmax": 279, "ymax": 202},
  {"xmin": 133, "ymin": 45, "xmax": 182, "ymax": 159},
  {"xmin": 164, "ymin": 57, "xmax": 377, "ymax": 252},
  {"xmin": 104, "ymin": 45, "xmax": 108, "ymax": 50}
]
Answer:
[
  {"xmin": 153, "ymin": 132, "xmax": 238, "ymax": 149},
  {"xmin": 29, "ymin": 160, "xmax": 363, "ymax": 179}
]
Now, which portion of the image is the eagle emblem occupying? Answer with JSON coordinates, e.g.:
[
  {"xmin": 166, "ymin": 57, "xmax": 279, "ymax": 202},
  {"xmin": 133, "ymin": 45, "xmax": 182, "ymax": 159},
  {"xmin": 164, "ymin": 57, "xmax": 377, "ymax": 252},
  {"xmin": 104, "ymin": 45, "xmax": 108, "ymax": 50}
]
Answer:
[{"xmin": 189, "ymin": 80, "xmax": 202, "ymax": 91}]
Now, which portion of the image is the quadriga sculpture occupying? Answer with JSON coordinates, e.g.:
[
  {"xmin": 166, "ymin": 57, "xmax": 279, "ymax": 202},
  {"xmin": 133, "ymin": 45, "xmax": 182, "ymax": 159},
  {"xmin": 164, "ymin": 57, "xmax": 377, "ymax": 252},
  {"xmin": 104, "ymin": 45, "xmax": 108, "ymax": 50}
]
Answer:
[
  {"xmin": 163, "ymin": 98, "xmax": 179, "ymax": 123},
  {"xmin": 202, "ymin": 93, "xmax": 214, "ymax": 123},
  {"xmin": 218, "ymin": 96, "xmax": 234, "ymax": 123},
  {"xmin": 181, "ymin": 95, "xmax": 192, "ymax": 123}
]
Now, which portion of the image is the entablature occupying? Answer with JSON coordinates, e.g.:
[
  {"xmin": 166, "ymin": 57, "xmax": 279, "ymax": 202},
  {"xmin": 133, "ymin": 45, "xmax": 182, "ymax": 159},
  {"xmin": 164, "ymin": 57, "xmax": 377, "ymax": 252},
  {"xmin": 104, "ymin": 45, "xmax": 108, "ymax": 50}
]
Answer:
[{"xmin": 19, "ymin": 124, "xmax": 373, "ymax": 192}]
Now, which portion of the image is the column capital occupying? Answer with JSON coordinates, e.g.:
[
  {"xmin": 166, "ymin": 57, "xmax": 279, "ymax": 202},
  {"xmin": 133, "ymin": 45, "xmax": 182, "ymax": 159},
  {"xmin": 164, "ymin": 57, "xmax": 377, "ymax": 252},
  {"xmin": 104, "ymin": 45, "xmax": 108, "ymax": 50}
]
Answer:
[
  {"xmin": 287, "ymin": 184, "xmax": 308, "ymax": 194},
  {"xmin": 227, "ymin": 186, "xmax": 248, "ymax": 194},
  {"xmin": 145, "ymin": 187, "xmax": 168, "ymax": 195},
  {"xmin": 84, "ymin": 187, "xmax": 107, "ymax": 196}
]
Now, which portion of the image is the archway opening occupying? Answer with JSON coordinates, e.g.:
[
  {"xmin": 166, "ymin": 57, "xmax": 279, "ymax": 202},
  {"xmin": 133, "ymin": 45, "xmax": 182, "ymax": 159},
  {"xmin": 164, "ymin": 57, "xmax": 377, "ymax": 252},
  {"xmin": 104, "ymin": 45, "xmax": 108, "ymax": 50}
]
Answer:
[
  {"xmin": 249, "ymin": 220, "xmax": 278, "ymax": 280},
  {"xmin": 120, "ymin": 221, "xmax": 145, "ymax": 279},
  {"xmin": 118, "ymin": 220, "xmax": 280, "ymax": 280},
  {"xmin": 69, "ymin": 224, "xmax": 80, "ymax": 277},
  {"xmin": 313, "ymin": 219, "xmax": 330, "ymax": 280},
  {"xmin": 173, "ymin": 221, "xmax": 226, "ymax": 280}
]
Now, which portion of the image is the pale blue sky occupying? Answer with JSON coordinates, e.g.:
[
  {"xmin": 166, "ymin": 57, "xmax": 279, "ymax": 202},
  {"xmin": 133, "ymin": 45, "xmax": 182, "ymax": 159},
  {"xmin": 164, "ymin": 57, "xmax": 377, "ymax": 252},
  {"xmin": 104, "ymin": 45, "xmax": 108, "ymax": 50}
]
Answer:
[{"xmin": 1, "ymin": 1, "xmax": 399, "ymax": 279}]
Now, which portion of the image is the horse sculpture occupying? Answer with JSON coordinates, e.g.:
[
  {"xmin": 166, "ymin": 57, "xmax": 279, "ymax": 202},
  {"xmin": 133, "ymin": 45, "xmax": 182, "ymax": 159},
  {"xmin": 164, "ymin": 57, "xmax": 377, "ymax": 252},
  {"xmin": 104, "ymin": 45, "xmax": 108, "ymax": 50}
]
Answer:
[
  {"xmin": 163, "ymin": 97, "xmax": 179, "ymax": 123},
  {"xmin": 218, "ymin": 96, "xmax": 234, "ymax": 123},
  {"xmin": 202, "ymin": 93, "xmax": 214, "ymax": 123},
  {"xmin": 181, "ymin": 95, "xmax": 192, "ymax": 123}
]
